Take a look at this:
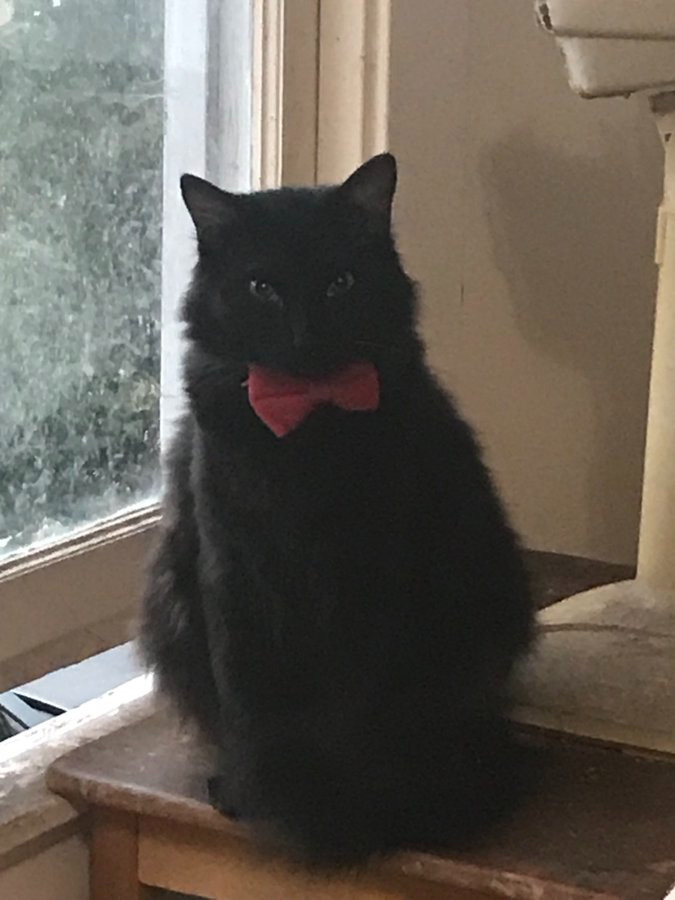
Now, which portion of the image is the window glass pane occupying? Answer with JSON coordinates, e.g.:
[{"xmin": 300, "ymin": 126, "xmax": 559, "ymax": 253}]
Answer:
[{"xmin": 0, "ymin": 0, "xmax": 163, "ymax": 557}]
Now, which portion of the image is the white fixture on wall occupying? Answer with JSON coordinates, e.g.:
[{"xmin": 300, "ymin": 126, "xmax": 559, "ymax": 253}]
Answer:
[{"xmin": 515, "ymin": 2, "xmax": 675, "ymax": 754}]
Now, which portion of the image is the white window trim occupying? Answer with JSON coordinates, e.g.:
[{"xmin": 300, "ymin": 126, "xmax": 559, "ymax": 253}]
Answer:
[
  {"xmin": 316, "ymin": 0, "xmax": 390, "ymax": 182},
  {"xmin": 0, "ymin": 0, "xmax": 392, "ymax": 872}
]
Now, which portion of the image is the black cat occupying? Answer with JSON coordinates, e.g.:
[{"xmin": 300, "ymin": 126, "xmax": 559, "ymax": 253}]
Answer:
[{"xmin": 140, "ymin": 153, "xmax": 534, "ymax": 869}]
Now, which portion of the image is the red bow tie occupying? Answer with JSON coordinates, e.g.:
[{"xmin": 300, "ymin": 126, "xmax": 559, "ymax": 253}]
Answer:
[{"xmin": 247, "ymin": 362, "xmax": 380, "ymax": 437}]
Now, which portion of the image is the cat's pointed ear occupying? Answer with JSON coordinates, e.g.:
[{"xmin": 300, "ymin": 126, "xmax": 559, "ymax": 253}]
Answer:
[
  {"xmin": 339, "ymin": 153, "xmax": 397, "ymax": 230},
  {"xmin": 180, "ymin": 174, "xmax": 238, "ymax": 234}
]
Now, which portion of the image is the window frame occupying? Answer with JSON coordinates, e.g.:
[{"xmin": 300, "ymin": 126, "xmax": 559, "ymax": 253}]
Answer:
[{"xmin": 0, "ymin": 504, "xmax": 160, "ymax": 694}]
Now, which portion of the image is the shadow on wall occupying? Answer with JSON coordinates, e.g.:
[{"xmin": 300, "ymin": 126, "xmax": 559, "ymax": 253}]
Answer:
[{"xmin": 481, "ymin": 126, "xmax": 659, "ymax": 562}]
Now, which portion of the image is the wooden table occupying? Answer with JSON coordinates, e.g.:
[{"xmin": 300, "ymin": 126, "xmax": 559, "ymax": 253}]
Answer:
[
  {"xmin": 47, "ymin": 552, "xmax": 675, "ymax": 899},
  {"xmin": 47, "ymin": 712, "xmax": 675, "ymax": 899}
]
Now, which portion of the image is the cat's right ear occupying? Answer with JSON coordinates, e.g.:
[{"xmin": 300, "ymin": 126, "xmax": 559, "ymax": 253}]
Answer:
[{"xmin": 180, "ymin": 174, "xmax": 238, "ymax": 235}]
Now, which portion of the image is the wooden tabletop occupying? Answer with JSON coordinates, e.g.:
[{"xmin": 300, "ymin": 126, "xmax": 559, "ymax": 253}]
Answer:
[{"xmin": 47, "ymin": 711, "xmax": 675, "ymax": 899}]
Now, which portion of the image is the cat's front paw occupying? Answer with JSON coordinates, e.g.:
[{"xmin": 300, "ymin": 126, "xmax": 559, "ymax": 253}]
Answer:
[{"xmin": 207, "ymin": 774, "xmax": 240, "ymax": 820}]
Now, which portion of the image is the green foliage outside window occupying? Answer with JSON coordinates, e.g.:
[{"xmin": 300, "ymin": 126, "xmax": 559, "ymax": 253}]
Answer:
[{"xmin": 0, "ymin": 0, "xmax": 163, "ymax": 554}]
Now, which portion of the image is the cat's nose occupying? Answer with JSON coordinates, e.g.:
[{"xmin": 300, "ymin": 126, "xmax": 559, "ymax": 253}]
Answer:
[{"xmin": 289, "ymin": 310, "xmax": 312, "ymax": 349}]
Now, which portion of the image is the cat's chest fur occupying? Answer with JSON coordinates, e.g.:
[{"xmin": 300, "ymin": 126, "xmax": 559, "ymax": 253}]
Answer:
[
  {"xmin": 192, "ymin": 381, "xmax": 448, "ymax": 576},
  {"xmin": 188, "ymin": 386, "xmax": 459, "ymax": 696}
]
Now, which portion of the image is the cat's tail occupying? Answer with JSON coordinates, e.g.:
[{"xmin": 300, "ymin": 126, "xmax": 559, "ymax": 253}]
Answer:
[{"xmin": 212, "ymin": 718, "xmax": 537, "ymax": 872}]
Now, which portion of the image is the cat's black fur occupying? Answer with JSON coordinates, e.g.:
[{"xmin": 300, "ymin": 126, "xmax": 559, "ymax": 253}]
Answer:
[{"xmin": 140, "ymin": 154, "xmax": 534, "ymax": 869}]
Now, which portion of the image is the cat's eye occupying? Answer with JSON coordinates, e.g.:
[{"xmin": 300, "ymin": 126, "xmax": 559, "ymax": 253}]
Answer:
[
  {"xmin": 326, "ymin": 271, "xmax": 355, "ymax": 298},
  {"xmin": 249, "ymin": 278, "xmax": 280, "ymax": 303}
]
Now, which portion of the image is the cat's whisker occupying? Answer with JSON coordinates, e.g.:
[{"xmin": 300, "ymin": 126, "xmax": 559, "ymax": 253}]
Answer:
[{"xmin": 187, "ymin": 361, "xmax": 247, "ymax": 393}]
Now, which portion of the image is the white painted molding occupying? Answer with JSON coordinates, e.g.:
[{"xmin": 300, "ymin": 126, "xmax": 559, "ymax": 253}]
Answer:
[
  {"xmin": 317, "ymin": 0, "xmax": 391, "ymax": 183},
  {"xmin": 252, "ymin": 0, "xmax": 320, "ymax": 189}
]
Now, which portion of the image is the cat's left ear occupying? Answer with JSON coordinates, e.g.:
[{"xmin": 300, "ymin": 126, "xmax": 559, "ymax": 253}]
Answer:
[
  {"xmin": 339, "ymin": 153, "xmax": 397, "ymax": 231},
  {"xmin": 180, "ymin": 174, "xmax": 239, "ymax": 236}
]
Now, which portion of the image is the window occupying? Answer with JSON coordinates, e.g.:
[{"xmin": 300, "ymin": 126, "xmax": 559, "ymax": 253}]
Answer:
[
  {"xmin": 0, "ymin": 0, "xmax": 256, "ymax": 692},
  {"xmin": 1, "ymin": 0, "xmax": 164, "ymax": 559}
]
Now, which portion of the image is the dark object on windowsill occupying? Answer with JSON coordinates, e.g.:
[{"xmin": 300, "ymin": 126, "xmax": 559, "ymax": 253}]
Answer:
[
  {"xmin": 0, "ymin": 643, "xmax": 142, "ymax": 743},
  {"xmin": 0, "ymin": 693, "xmax": 55, "ymax": 739}
]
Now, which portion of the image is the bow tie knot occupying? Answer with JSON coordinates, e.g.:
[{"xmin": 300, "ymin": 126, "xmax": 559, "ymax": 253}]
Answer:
[{"xmin": 247, "ymin": 362, "xmax": 380, "ymax": 437}]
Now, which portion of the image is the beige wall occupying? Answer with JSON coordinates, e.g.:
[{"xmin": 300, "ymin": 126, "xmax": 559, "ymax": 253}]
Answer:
[
  {"xmin": 389, "ymin": 0, "xmax": 663, "ymax": 563},
  {"xmin": 0, "ymin": 836, "xmax": 88, "ymax": 900}
]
